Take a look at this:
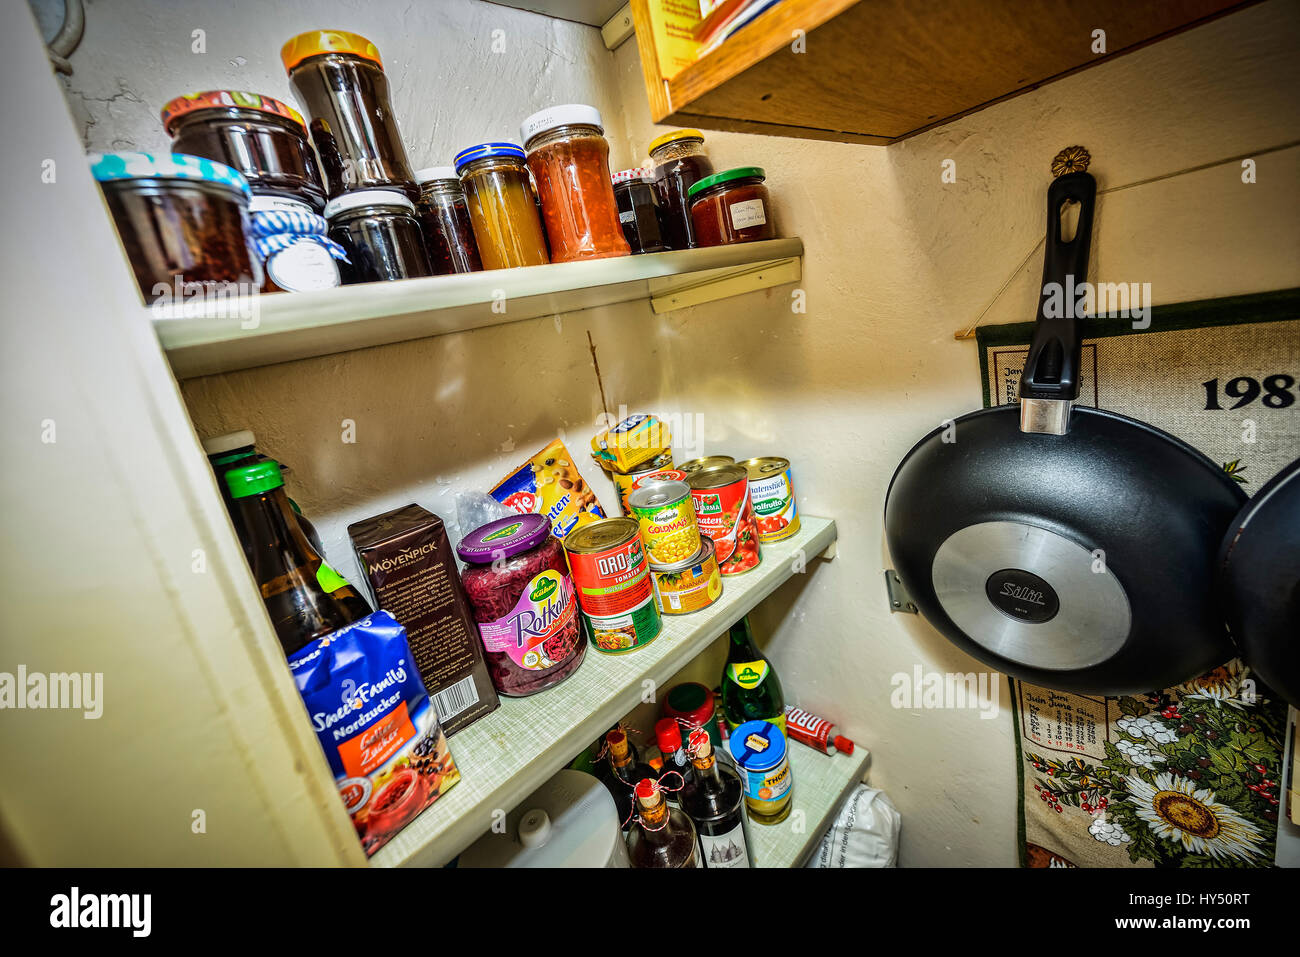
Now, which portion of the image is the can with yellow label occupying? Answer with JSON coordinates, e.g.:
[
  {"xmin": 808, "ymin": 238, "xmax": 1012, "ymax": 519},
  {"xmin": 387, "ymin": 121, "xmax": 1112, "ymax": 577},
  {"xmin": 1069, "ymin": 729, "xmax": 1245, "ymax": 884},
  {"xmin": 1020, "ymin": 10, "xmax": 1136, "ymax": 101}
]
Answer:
[{"xmin": 629, "ymin": 480, "xmax": 701, "ymax": 566}]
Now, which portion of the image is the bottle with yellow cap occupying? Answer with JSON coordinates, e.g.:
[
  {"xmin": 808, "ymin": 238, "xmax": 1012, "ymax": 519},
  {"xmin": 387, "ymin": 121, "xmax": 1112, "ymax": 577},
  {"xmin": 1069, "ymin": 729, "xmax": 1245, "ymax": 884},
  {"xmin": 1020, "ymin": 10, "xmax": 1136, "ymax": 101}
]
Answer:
[
  {"xmin": 280, "ymin": 30, "xmax": 417, "ymax": 200},
  {"xmin": 647, "ymin": 129, "xmax": 714, "ymax": 250}
]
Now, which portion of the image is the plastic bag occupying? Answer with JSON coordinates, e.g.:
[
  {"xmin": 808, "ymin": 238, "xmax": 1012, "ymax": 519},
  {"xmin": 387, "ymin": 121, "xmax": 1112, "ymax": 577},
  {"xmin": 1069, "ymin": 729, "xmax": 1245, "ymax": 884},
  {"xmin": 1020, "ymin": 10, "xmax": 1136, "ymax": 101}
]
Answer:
[
  {"xmin": 805, "ymin": 784, "xmax": 901, "ymax": 868},
  {"xmin": 453, "ymin": 490, "xmax": 515, "ymax": 551}
]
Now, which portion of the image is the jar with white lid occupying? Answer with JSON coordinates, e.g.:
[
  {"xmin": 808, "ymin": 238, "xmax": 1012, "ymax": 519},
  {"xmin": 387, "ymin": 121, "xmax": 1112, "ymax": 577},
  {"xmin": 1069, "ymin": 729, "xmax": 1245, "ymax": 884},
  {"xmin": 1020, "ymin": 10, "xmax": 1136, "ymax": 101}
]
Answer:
[
  {"xmin": 413, "ymin": 166, "xmax": 483, "ymax": 275},
  {"xmin": 248, "ymin": 196, "xmax": 346, "ymax": 292},
  {"xmin": 324, "ymin": 188, "xmax": 433, "ymax": 284}
]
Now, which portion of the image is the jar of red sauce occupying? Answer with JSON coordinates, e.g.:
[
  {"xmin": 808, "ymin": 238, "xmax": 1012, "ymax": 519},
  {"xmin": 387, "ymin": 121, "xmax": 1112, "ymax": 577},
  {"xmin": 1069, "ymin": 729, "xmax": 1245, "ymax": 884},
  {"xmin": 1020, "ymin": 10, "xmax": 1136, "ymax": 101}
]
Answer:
[
  {"xmin": 687, "ymin": 167, "xmax": 775, "ymax": 247},
  {"xmin": 648, "ymin": 130, "xmax": 713, "ymax": 249},
  {"xmin": 413, "ymin": 167, "xmax": 483, "ymax": 275},
  {"xmin": 520, "ymin": 105, "xmax": 629, "ymax": 263}
]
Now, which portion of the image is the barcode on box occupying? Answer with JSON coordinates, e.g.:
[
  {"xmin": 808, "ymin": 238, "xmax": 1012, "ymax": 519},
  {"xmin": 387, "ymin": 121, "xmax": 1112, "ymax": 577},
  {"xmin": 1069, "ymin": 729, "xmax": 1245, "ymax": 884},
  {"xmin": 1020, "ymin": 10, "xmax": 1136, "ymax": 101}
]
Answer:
[{"xmin": 431, "ymin": 676, "xmax": 480, "ymax": 721}]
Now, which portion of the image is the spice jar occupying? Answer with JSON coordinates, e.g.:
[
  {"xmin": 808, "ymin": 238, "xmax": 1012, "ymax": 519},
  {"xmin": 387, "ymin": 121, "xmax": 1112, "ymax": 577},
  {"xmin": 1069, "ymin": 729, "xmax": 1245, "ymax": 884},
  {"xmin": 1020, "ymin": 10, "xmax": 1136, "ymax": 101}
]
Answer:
[
  {"xmin": 90, "ymin": 151, "xmax": 261, "ymax": 304},
  {"xmin": 248, "ymin": 196, "xmax": 346, "ymax": 292},
  {"xmin": 280, "ymin": 30, "xmax": 416, "ymax": 200},
  {"xmin": 648, "ymin": 130, "xmax": 714, "ymax": 249},
  {"xmin": 413, "ymin": 167, "xmax": 483, "ymax": 275},
  {"xmin": 729, "ymin": 720, "xmax": 793, "ymax": 824},
  {"xmin": 454, "ymin": 143, "xmax": 550, "ymax": 270},
  {"xmin": 688, "ymin": 167, "xmax": 775, "ymax": 247},
  {"xmin": 324, "ymin": 189, "xmax": 433, "ymax": 284},
  {"xmin": 612, "ymin": 168, "xmax": 669, "ymax": 254},
  {"xmin": 161, "ymin": 90, "xmax": 327, "ymax": 211},
  {"xmin": 521, "ymin": 105, "xmax": 630, "ymax": 262},
  {"xmin": 456, "ymin": 514, "xmax": 586, "ymax": 696}
]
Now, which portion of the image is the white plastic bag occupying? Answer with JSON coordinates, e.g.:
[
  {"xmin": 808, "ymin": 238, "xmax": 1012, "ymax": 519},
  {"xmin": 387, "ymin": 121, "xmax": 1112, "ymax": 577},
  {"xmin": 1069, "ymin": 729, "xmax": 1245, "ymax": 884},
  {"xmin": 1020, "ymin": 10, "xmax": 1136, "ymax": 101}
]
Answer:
[{"xmin": 805, "ymin": 784, "xmax": 901, "ymax": 868}]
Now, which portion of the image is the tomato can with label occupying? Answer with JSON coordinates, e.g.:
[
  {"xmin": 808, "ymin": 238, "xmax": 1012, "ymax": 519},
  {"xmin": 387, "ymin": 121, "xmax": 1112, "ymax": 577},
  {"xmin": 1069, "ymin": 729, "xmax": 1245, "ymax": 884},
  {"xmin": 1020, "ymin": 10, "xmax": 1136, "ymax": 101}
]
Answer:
[
  {"xmin": 740, "ymin": 457, "xmax": 800, "ymax": 543},
  {"xmin": 677, "ymin": 455, "xmax": 734, "ymax": 477},
  {"xmin": 728, "ymin": 719, "xmax": 793, "ymax": 824},
  {"xmin": 650, "ymin": 536, "xmax": 722, "ymax": 615},
  {"xmin": 563, "ymin": 518, "xmax": 661, "ymax": 654},
  {"xmin": 629, "ymin": 480, "xmax": 701, "ymax": 566},
  {"xmin": 603, "ymin": 450, "xmax": 674, "ymax": 516},
  {"xmin": 686, "ymin": 464, "xmax": 762, "ymax": 576}
]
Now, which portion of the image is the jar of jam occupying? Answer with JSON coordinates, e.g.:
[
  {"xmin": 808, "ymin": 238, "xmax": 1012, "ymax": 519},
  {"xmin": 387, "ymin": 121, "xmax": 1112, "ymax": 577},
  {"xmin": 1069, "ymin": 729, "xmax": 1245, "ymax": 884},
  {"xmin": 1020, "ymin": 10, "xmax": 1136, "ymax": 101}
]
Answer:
[
  {"xmin": 688, "ymin": 167, "xmax": 775, "ymax": 247},
  {"xmin": 280, "ymin": 30, "xmax": 417, "ymax": 200},
  {"xmin": 454, "ymin": 143, "xmax": 550, "ymax": 270},
  {"xmin": 161, "ymin": 90, "xmax": 327, "ymax": 212},
  {"xmin": 413, "ymin": 167, "xmax": 483, "ymax": 275},
  {"xmin": 90, "ymin": 151, "xmax": 261, "ymax": 304},
  {"xmin": 521, "ymin": 105, "xmax": 630, "ymax": 262},
  {"xmin": 324, "ymin": 189, "xmax": 433, "ymax": 284},
  {"xmin": 249, "ymin": 196, "xmax": 346, "ymax": 293},
  {"xmin": 612, "ymin": 168, "xmax": 669, "ymax": 254},
  {"xmin": 648, "ymin": 129, "xmax": 714, "ymax": 250}
]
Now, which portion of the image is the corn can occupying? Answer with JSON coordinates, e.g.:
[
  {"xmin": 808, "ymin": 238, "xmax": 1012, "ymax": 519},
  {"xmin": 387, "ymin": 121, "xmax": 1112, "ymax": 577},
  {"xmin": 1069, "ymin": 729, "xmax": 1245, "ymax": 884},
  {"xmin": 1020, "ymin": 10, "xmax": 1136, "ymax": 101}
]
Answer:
[
  {"xmin": 564, "ymin": 518, "xmax": 661, "ymax": 654},
  {"xmin": 629, "ymin": 480, "xmax": 701, "ymax": 566},
  {"xmin": 677, "ymin": 455, "xmax": 734, "ymax": 476},
  {"xmin": 686, "ymin": 464, "xmax": 762, "ymax": 576},
  {"xmin": 650, "ymin": 536, "xmax": 722, "ymax": 615},
  {"xmin": 740, "ymin": 457, "xmax": 800, "ymax": 543}
]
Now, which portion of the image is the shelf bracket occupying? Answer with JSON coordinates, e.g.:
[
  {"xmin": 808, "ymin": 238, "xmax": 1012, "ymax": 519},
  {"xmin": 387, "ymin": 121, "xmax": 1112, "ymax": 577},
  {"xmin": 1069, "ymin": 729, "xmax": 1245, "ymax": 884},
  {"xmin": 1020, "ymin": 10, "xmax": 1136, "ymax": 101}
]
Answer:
[
  {"xmin": 648, "ymin": 256, "xmax": 801, "ymax": 314},
  {"xmin": 601, "ymin": 3, "xmax": 635, "ymax": 49},
  {"xmin": 884, "ymin": 569, "xmax": 917, "ymax": 615}
]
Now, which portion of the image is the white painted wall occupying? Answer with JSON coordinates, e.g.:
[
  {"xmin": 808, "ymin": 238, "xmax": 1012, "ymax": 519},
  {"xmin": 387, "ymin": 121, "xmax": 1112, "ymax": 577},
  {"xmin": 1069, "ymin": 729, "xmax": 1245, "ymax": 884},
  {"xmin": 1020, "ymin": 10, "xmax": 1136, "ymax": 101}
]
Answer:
[{"xmin": 41, "ymin": 0, "xmax": 1300, "ymax": 866}]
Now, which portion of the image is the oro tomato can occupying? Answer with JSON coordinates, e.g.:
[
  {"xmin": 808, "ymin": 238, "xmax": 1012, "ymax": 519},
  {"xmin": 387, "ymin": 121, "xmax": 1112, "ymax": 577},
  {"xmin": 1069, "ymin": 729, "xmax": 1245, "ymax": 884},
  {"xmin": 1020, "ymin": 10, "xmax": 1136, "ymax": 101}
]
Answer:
[
  {"xmin": 629, "ymin": 480, "xmax": 702, "ymax": 566},
  {"xmin": 563, "ymin": 518, "xmax": 661, "ymax": 654},
  {"xmin": 686, "ymin": 464, "xmax": 762, "ymax": 576},
  {"xmin": 740, "ymin": 457, "xmax": 800, "ymax": 543}
]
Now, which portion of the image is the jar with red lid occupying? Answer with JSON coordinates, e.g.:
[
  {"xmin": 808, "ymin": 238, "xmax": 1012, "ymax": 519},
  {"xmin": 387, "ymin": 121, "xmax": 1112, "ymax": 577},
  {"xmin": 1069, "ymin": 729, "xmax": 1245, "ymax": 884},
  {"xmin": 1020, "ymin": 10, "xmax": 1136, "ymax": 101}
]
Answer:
[
  {"xmin": 413, "ymin": 167, "xmax": 483, "ymax": 275},
  {"xmin": 648, "ymin": 129, "xmax": 714, "ymax": 249},
  {"xmin": 687, "ymin": 167, "xmax": 775, "ymax": 247},
  {"xmin": 457, "ymin": 515, "xmax": 586, "ymax": 696},
  {"xmin": 161, "ymin": 90, "xmax": 327, "ymax": 211},
  {"xmin": 520, "ymin": 105, "xmax": 630, "ymax": 263}
]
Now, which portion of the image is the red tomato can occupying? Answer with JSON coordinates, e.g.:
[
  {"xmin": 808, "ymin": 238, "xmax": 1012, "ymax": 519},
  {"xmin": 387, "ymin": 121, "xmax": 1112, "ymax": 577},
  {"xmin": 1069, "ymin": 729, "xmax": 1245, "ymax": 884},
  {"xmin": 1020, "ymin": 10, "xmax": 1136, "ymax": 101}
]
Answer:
[
  {"xmin": 686, "ymin": 464, "xmax": 762, "ymax": 576},
  {"xmin": 563, "ymin": 517, "xmax": 661, "ymax": 653}
]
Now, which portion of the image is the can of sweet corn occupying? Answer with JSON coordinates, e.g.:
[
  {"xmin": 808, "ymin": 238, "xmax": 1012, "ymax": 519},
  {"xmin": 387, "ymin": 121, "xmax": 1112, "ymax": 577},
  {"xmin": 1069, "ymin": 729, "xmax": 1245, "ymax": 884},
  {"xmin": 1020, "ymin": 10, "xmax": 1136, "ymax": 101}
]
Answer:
[{"xmin": 628, "ymin": 480, "xmax": 701, "ymax": 566}]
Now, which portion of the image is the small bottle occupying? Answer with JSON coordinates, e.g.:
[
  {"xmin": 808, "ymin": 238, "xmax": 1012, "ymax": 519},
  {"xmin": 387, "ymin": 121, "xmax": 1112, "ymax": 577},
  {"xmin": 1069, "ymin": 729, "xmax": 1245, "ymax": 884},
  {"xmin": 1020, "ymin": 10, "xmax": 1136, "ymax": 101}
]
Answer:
[
  {"xmin": 600, "ymin": 728, "xmax": 654, "ymax": 829},
  {"xmin": 627, "ymin": 777, "xmax": 700, "ymax": 869},
  {"xmin": 655, "ymin": 717, "xmax": 693, "ymax": 795},
  {"xmin": 680, "ymin": 729, "xmax": 751, "ymax": 868},
  {"xmin": 720, "ymin": 616, "xmax": 786, "ymax": 732}
]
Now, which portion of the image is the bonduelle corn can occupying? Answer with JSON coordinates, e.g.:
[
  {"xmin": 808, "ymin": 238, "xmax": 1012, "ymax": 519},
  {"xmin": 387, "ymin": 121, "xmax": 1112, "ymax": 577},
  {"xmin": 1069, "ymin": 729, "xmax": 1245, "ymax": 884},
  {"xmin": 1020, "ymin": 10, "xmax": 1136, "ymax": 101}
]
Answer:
[
  {"xmin": 629, "ymin": 480, "xmax": 701, "ymax": 566},
  {"xmin": 728, "ymin": 719, "xmax": 793, "ymax": 824},
  {"xmin": 650, "ymin": 535, "xmax": 722, "ymax": 615},
  {"xmin": 564, "ymin": 518, "xmax": 661, "ymax": 654},
  {"xmin": 740, "ymin": 456, "xmax": 800, "ymax": 543}
]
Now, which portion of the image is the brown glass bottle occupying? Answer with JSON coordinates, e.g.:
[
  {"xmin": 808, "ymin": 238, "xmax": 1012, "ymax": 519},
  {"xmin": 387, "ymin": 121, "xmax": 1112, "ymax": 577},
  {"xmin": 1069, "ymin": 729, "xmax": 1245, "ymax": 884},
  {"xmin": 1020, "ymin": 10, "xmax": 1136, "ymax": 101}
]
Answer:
[
  {"xmin": 225, "ymin": 460, "xmax": 371, "ymax": 656},
  {"xmin": 626, "ymin": 778, "xmax": 700, "ymax": 869}
]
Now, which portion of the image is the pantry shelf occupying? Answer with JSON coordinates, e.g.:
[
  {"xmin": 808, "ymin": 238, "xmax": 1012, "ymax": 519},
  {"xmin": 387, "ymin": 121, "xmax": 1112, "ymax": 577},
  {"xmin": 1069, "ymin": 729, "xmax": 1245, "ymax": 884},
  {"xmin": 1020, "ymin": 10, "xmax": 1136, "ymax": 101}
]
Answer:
[
  {"xmin": 152, "ymin": 238, "xmax": 803, "ymax": 379},
  {"xmin": 749, "ymin": 743, "xmax": 871, "ymax": 868},
  {"xmin": 369, "ymin": 515, "xmax": 837, "ymax": 869}
]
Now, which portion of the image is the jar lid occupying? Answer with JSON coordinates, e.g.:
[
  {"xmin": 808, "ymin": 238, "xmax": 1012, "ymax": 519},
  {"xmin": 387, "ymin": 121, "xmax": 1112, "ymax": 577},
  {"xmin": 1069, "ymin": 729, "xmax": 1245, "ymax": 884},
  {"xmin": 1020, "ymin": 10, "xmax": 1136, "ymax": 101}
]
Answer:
[
  {"xmin": 663, "ymin": 682, "xmax": 714, "ymax": 722},
  {"xmin": 728, "ymin": 719, "xmax": 787, "ymax": 771},
  {"xmin": 225, "ymin": 460, "xmax": 284, "ymax": 499},
  {"xmin": 89, "ymin": 151, "xmax": 252, "ymax": 200},
  {"xmin": 202, "ymin": 430, "xmax": 256, "ymax": 457},
  {"xmin": 323, "ymin": 189, "xmax": 414, "ymax": 218},
  {"xmin": 457, "ymin": 514, "xmax": 551, "ymax": 563},
  {"xmin": 648, "ymin": 129, "xmax": 705, "ymax": 155},
  {"xmin": 413, "ymin": 166, "xmax": 461, "ymax": 184},
  {"xmin": 611, "ymin": 167, "xmax": 654, "ymax": 186},
  {"xmin": 687, "ymin": 166, "xmax": 766, "ymax": 199},
  {"xmin": 249, "ymin": 195, "xmax": 314, "ymax": 215},
  {"xmin": 520, "ymin": 104, "xmax": 603, "ymax": 146},
  {"xmin": 280, "ymin": 30, "xmax": 382, "ymax": 72},
  {"xmin": 160, "ymin": 90, "xmax": 306, "ymax": 134},
  {"xmin": 453, "ymin": 142, "xmax": 527, "ymax": 173}
]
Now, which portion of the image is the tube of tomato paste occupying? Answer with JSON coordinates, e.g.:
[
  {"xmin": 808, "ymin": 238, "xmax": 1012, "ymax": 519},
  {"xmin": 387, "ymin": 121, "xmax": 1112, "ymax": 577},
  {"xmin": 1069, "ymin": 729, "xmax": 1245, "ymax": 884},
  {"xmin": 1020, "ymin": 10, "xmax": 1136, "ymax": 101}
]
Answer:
[{"xmin": 784, "ymin": 705, "xmax": 855, "ymax": 755}]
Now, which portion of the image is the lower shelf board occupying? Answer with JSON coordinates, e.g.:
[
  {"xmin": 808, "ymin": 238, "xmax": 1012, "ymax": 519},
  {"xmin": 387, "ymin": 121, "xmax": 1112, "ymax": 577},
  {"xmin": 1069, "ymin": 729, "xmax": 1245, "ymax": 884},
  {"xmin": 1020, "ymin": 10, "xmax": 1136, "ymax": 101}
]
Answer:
[{"xmin": 747, "ymin": 743, "xmax": 871, "ymax": 868}]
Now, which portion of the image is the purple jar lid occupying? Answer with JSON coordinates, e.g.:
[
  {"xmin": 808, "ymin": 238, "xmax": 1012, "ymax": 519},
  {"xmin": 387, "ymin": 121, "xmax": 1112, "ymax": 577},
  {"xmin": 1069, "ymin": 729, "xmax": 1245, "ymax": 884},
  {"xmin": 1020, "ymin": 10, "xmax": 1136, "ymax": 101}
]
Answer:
[{"xmin": 457, "ymin": 513, "xmax": 551, "ymax": 563}]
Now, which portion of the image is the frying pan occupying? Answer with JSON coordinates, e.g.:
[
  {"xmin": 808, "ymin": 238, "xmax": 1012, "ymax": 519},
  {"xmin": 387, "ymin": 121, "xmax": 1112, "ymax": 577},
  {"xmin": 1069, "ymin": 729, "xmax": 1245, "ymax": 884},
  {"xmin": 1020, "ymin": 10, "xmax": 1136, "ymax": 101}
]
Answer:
[
  {"xmin": 1216, "ymin": 456, "xmax": 1300, "ymax": 706},
  {"xmin": 884, "ymin": 169, "xmax": 1246, "ymax": 695}
]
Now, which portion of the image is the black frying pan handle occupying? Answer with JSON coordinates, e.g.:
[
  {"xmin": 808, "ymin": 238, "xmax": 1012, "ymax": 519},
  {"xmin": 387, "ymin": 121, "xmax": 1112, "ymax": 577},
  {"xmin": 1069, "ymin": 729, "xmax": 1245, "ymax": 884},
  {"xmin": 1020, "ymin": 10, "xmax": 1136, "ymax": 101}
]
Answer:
[{"xmin": 1019, "ymin": 171, "xmax": 1096, "ymax": 402}]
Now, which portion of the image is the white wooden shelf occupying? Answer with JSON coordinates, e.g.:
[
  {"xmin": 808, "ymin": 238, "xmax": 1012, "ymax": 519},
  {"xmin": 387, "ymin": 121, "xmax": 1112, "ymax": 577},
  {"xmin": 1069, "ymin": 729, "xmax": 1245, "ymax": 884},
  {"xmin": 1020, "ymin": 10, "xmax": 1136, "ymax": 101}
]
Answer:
[
  {"xmin": 748, "ymin": 743, "xmax": 871, "ymax": 868},
  {"xmin": 152, "ymin": 239, "xmax": 803, "ymax": 378},
  {"xmin": 369, "ymin": 515, "xmax": 837, "ymax": 868}
]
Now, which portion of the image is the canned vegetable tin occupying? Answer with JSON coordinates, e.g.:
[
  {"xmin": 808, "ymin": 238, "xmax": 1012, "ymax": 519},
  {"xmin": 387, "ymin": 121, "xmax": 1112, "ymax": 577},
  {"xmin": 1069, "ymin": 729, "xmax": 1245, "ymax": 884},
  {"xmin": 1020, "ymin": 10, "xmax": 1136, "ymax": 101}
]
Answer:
[
  {"xmin": 629, "ymin": 480, "xmax": 701, "ymax": 566},
  {"xmin": 728, "ymin": 720, "xmax": 793, "ymax": 824},
  {"xmin": 564, "ymin": 518, "xmax": 661, "ymax": 654},
  {"xmin": 686, "ymin": 464, "xmax": 762, "ymax": 576},
  {"xmin": 740, "ymin": 457, "xmax": 800, "ymax": 543},
  {"xmin": 677, "ymin": 455, "xmax": 734, "ymax": 476},
  {"xmin": 650, "ymin": 535, "xmax": 722, "ymax": 615},
  {"xmin": 602, "ymin": 450, "xmax": 674, "ymax": 516}
]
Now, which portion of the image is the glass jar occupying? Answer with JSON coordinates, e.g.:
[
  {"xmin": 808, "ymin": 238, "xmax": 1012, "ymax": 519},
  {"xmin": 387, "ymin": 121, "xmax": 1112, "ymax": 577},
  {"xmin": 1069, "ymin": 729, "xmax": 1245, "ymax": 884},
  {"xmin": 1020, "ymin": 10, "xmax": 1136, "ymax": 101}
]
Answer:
[
  {"xmin": 648, "ymin": 130, "xmax": 714, "ymax": 250},
  {"xmin": 324, "ymin": 189, "xmax": 433, "ymax": 284},
  {"xmin": 456, "ymin": 514, "xmax": 586, "ymax": 696},
  {"xmin": 413, "ymin": 167, "xmax": 483, "ymax": 275},
  {"xmin": 688, "ymin": 167, "xmax": 775, "ymax": 246},
  {"xmin": 161, "ymin": 90, "xmax": 327, "ymax": 211},
  {"xmin": 521, "ymin": 105, "xmax": 630, "ymax": 262},
  {"xmin": 90, "ymin": 151, "xmax": 261, "ymax": 304},
  {"xmin": 248, "ymin": 196, "xmax": 345, "ymax": 293},
  {"xmin": 454, "ymin": 143, "xmax": 550, "ymax": 269},
  {"xmin": 280, "ymin": 30, "xmax": 416, "ymax": 200},
  {"xmin": 612, "ymin": 168, "xmax": 669, "ymax": 254}
]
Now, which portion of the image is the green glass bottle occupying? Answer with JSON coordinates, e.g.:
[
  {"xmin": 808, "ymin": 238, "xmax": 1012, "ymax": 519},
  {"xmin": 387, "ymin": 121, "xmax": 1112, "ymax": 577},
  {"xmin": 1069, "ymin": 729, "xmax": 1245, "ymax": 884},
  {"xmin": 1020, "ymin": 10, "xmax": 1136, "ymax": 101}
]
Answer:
[{"xmin": 720, "ymin": 616, "xmax": 785, "ymax": 733}]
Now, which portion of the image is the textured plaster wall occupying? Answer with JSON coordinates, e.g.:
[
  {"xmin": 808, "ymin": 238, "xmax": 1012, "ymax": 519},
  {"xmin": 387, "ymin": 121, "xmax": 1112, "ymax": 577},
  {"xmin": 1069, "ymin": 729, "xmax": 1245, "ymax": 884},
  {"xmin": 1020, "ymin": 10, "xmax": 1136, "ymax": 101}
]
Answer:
[{"xmin": 44, "ymin": 0, "xmax": 1300, "ymax": 866}]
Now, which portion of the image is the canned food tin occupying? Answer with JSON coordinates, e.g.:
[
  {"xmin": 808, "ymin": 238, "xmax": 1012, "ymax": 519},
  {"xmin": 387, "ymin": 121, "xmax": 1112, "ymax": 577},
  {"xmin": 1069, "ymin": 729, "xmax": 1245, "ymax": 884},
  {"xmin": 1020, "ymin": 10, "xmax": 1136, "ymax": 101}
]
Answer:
[
  {"xmin": 629, "ymin": 480, "xmax": 701, "ymax": 566},
  {"xmin": 564, "ymin": 518, "xmax": 661, "ymax": 654},
  {"xmin": 603, "ymin": 450, "xmax": 674, "ymax": 516},
  {"xmin": 650, "ymin": 536, "xmax": 722, "ymax": 615},
  {"xmin": 728, "ymin": 720, "xmax": 793, "ymax": 824},
  {"xmin": 677, "ymin": 455, "xmax": 734, "ymax": 476},
  {"xmin": 631, "ymin": 467, "xmax": 688, "ymax": 495},
  {"xmin": 740, "ymin": 456, "xmax": 800, "ymax": 543},
  {"xmin": 686, "ymin": 464, "xmax": 762, "ymax": 576}
]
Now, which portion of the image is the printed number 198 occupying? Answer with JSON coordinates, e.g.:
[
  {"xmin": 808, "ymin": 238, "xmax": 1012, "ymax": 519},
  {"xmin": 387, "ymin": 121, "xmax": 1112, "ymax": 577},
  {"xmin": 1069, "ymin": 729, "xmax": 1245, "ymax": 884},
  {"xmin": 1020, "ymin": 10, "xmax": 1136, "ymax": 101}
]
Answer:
[{"xmin": 1202, "ymin": 375, "xmax": 1295, "ymax": 410}]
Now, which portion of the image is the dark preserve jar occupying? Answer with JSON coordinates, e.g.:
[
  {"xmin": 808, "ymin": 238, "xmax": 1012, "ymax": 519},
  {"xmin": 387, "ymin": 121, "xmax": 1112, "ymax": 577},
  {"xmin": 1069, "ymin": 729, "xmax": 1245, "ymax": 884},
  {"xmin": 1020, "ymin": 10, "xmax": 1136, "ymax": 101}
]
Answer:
[
  {"xmin": 688, "ymin": 167, "xmax": 775, "ymax": 247},
  {"xmin": 325, "ymin": 189, "xmax": 433, "ymax": 284},
  {"xmin": 161, "ymin": 90, "xmax": 326, "ymax": 211},
  {"xmin": 612, "ymin": 167, "xmax": 669, "ymax": 254},
  {"xmin": 413, "ymin": 167, "xmax": 483, "ymax": 275},
  {"xmin": 90, "ymin": 151, "xmax": 260, "ymax": 304},
  {"xmin": 281, "ymin": 30, "xmax": 417, "ymax": 200},
  {"xmin": 648, "ymin": 129, "xmax": 713, "ymax": 249}
]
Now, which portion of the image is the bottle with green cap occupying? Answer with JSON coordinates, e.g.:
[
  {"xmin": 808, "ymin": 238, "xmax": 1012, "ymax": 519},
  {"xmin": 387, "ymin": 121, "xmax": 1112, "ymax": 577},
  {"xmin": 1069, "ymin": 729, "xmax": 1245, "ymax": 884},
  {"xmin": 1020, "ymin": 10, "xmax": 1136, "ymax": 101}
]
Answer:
[{"xmin": 225, "ymin": 459, "xmax": 371, "ymax": 656}]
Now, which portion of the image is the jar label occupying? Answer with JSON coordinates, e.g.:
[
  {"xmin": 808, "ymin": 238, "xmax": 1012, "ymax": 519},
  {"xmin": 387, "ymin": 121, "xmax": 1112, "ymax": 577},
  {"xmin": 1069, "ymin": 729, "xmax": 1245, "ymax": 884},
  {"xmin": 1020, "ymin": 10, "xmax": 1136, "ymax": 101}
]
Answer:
[
  {"xmin": 699, "ymin": 821, "xmax": 751, "ymax": 868},
  {"xmin": 268, "ymin": 241, "xmax": 341, "ymax": 292},
  {"xmin": 477, "ymin": 569, "xmax": 578, "ymax": 670},
  {"xmin": 729, "ymin": 198, "xmax": 767, "ymax": 231}
]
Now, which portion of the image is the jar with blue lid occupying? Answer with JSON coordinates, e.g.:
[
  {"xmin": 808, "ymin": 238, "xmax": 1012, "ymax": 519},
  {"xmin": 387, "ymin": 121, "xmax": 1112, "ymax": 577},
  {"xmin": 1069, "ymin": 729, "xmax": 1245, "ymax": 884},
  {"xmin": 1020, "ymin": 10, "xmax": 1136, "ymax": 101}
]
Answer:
[
  {"xmin": 727, "ymin": 719, "xmax": 794, "ymax": 824},
  {"xmin": 248, "ymin": 196, "xmax": 346, "ymax": 292},
  {"xmin": 90, "ymin": 151, "xmax": 261, "ymax": 304},
  {"xmin": 454, "ymin": 142, "xmax": 550, "ymax": 269}
]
